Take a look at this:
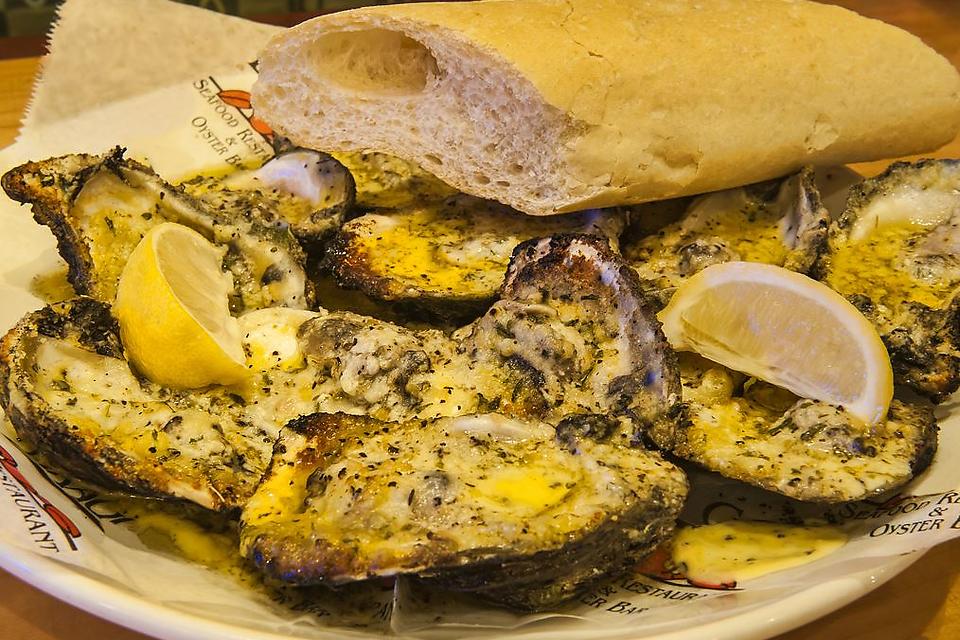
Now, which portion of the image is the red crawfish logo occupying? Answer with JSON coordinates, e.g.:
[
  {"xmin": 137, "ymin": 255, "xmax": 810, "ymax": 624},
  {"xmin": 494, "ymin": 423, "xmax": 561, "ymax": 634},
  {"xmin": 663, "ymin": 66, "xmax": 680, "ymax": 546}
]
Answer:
[
  {"xmin": 216, "ymin": 89, "xmax": 274, "ymax": 144},
  {"xmin": 636, "ymin": 544, "xmax": 738, "ymax": 591},
  {"xmin": 0, "ymin": 444, "xmax": 81, "ymax": 550}
]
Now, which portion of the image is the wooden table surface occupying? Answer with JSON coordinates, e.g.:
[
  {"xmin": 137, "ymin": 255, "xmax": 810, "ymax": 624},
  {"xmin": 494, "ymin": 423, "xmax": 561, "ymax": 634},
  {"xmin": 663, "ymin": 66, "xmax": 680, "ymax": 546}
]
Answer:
[{"xmin": 3, "ymin": 2, "xmax": 960, "ymax": 638}]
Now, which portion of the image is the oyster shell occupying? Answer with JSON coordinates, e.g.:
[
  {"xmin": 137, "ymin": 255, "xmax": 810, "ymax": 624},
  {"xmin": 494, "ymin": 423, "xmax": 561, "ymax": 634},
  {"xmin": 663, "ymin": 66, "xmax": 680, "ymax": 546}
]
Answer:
[
  {"xmin": 1, "ymin": 148, "xmax": 312, "ymax": 312},
  {"xmin": 240, "ymin": 411, "xmax": 687, "ymax": 610},
  {"xmin": 673, "ymin": 354, "xmax": 937, "ymax": 502},
  {"xmin": 0, "ymin": 298, "xmax": 284, "ymax": 510},
  {"xmin": 623, "ymin": 168, "xmax": 829, "ymax": 306},
  {"xmin": 325, "ymin": 196, "xmax": 627, "ymax": 321},
  {"xmin": 816, "ymin": 159, "xmax": 960, "ymax": 400},
  {"xmin": 181, "ymin": 149, "xmax": 356, "ymax": 247}
]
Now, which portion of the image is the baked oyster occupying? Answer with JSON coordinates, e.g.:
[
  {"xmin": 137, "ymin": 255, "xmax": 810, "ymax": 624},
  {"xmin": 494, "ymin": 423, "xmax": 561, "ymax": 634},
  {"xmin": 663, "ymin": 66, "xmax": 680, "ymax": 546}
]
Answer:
[
  {"xmin": 816, "ymin": 159, "xmax": 960, "ymax": 400},
  {"xmin": 0, "ymin": 298, "xmax": 290, "ymax": 510},
  {"xmin": 673, "ymin": 353, "xmax": 937, "ymax": 502},
  {"xmin": 1, "ymin": 148, "xmax": 312, "ymax": 312},
  {"xmin": 623, "ymin": 168, "xmax": 828, "ymax": 306},
  {"xmin": 181, "ymin": 148, "xmax": 356, "ymax": 246},
  {"xmin": 240, "ymin": 412, "xmax": 687, "ymax": 610},
  {"xmin": 326, "ymin": 196, "xmax": 626, "ymax": 320},
  {"xmin": 304, "ymin": 234, "xmax": 680, "ymax": 448}
]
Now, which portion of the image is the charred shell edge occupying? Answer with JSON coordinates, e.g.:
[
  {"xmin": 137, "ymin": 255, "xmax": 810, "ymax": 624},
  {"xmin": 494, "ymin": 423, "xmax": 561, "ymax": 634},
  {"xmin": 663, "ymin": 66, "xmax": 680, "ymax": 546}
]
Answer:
[
  {"xmin": 1, "ymin": 149, "xmax": 115, "ymax": 297},
  {"xmin": 781, "ymin": 166, "xmax": 830, "ymax": 275},
  {"xmin": 502, "ymin": 234, "xmax": 684, "ymax": 451},
  {"xmin": 0, "ymin": 297, "xmax": 231, "ymax": 512},
  {"xmin": 303, "ymin": 152, "xmax": 357, "ymax": 245}
]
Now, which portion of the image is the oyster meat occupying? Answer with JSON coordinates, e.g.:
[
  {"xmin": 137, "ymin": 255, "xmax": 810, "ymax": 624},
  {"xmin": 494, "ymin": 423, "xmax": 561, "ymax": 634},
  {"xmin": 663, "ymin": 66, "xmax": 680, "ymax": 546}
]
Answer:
[
  {"xmin": 673, "ymin": 353, "xmax": 937, "ymax": 502},
  {"xmin": 240, "ymin": 411, "xmax": 687, "ymax": 610},
  {"xmin": 816, "ymin": 159, "xmax": 960, "ymax": 399},
  {"xmin": 1, "ymin": 148, "xmax": 312, "ymax": 312},
  {"xmin": 182, "ymin": 149, "xmax": 356, "ymax": 247},
  {"xmin": 623, "ymin": 168, "xmax": 828, "ymax": 306},
  {"xmin": 330, "ymin": 150, "xmax": 457, "ymax": 209},
  {"xmin": 326, "ymin": 195, "xmax": 627, "ymax": 320}
]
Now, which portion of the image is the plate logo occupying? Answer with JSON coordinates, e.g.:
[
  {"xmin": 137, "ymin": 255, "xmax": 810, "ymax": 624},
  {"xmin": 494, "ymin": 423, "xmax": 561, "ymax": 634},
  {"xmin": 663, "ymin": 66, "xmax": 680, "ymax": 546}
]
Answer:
[{"xmin": 0, "ymin": 443, "xmax": 81, "ymax": 552}]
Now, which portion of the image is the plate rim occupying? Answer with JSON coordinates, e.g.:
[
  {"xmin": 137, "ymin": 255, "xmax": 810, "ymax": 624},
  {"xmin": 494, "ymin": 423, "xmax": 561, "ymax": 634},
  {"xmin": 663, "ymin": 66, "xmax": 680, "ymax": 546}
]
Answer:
[{"xmin": 0, "ymin": 533, "xmax": 922, "ymax": 640}]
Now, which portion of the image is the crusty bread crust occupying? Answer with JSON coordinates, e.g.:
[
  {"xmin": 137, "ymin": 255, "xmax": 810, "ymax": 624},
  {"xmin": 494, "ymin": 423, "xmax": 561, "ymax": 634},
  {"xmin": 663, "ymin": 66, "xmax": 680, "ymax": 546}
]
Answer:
[{"xmin": 253, "ymin": 0, "xmax": 960, "ymax": 216}]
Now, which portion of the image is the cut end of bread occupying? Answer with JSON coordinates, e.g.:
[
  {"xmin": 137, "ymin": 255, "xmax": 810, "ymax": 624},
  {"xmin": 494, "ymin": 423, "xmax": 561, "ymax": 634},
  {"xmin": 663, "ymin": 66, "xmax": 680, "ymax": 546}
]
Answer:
[{"xmin": 253, "ymin": 13, "xmax": 598, "ymax": 216}]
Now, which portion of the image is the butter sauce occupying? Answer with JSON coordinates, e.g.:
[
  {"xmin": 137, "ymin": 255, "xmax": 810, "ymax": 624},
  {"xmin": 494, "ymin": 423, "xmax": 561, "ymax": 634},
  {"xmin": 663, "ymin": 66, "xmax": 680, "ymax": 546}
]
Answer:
[
  {"xmin": 108, "ymin": 499, "xmax": 394, "ymax": 623},
  {"xmin": 826, "ymin": 224, "xmax": 955, "ymax": 310},
  {"xmin": 671, "ymin": 520, "xmax": 846, "ymax": 585},
  {"xmin": 29, "ymin": 267, "xmax": 74, "ymax": 303},
  {"xmin": 114, "ymin": 494, "xmax": 848, "ymax": 595},
  {"xmin": 106, "ymin": 499, "xmax": 256, "ymax": 585}
]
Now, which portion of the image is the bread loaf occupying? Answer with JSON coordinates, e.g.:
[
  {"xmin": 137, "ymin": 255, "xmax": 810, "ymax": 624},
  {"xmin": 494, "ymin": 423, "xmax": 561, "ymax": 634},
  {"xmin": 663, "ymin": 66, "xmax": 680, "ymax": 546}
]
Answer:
[{"xmin": 253, "ymin": 0, "xmax": 960, "ymax": 216}]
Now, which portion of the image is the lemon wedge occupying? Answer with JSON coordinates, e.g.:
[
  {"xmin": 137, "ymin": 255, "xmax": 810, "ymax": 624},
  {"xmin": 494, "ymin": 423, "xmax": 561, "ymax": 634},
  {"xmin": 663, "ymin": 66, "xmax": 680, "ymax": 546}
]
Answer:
[
  {"xmin": 658, "ymin": 262, "xmax": 893, "ymax": 424},
  {"xmin": 115, "ymin": 222, "xmax": 247, "ymax": 389}
]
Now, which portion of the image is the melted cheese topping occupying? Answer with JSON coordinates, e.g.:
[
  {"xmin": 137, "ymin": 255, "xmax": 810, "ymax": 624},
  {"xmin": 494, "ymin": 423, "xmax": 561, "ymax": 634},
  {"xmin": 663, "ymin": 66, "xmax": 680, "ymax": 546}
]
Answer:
[
  {"xmin": 628, "ymin": 189, "xmax": 790, "ymax": 291},
  {"xmin": 827, "ymin": 224, "xmax": 956, "ymax": 310},
  {"xmin": 240, "ymin": 308, "xmax": 319, "ymax": 372},
  {"xmin": 25, "ymin": 307, "xmax": 339, "ymax": 509},
  {"xmin": 676, "ymin": 354, "xmax": 925, "ymax": 501},
  {"xmin": 72, "ymin": 170, "xmax": 164, "ymax": 300},
  {"xmin": 32, "ymin": 338, "xmax": 271, "ymax": 507},
  {"xmin": 241, "ymin": 413, "xmax": 684, "ymax": 577},
  {"xmin": 471, "ymin": 463, "xmax": 575, "ymax": 514},
  {"xmin": 672, "ymin": 521, "xmax": 846, "ymax": 584},
  {"xmin": 330, "ymin": 151, "xmax": 457, "ymax": 209},
  {"xmin": 297, "ymin": 261, "xmax": 645, "ymax": 427}
]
